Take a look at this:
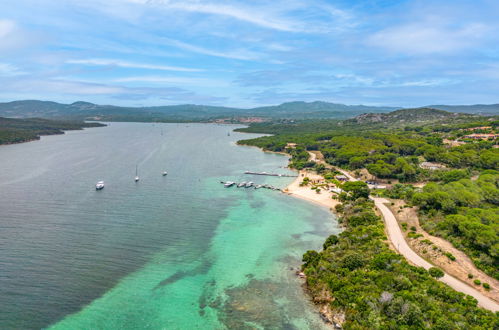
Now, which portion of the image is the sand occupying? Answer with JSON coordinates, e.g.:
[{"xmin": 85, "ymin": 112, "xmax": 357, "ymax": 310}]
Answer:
[{"xmin": 283, "ymin": 170, "xmax": 341, "ymax": 211}]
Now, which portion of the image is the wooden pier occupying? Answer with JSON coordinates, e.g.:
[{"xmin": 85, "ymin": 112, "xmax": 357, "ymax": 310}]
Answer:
[{"xmin": 244, "ymin": 171, "xmax": 297, "ymax": 177}]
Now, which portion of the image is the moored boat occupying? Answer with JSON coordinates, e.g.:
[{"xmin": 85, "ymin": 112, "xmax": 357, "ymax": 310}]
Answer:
[
  {"xmin": 95, "ymin": 181, "xmax": 105, "ymax": 190},
  {"xmin": 135, "ymin": 165, "xmax": 140, "ymax": 182}
]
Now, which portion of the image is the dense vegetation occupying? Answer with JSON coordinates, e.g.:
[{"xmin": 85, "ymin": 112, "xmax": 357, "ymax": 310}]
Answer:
[
  {"xmin": 238, "ymin": 108, "xmax": 499, "ymax": 326},
  {"xmin": 0, "ymin": 117, "xmax": 105, "ymax": 145},
  {"xmin": 238, "ymin": 110, "xmax": 498, "ymax": 182},
  {"xmin": 411, "ymin": 171, "xmax": 499, "ymax": 279},
  {"xmin": 303, "ymin": 191, "xmax": 498, "ymax": 329}
]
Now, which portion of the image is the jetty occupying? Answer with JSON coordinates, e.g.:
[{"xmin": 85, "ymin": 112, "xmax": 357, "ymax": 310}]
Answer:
[
  {"xmin": 220, "ymin": 181, "xmax": 282, "ymax": 191},
  {"xmin": 244, "ymin": 171, "xmax": 297, "ymax": 177}
]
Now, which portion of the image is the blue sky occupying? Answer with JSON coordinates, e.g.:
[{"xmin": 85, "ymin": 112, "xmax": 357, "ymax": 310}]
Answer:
[{"xmin": 1, "ymin": 0, "xmax": 498, "ymax": 107}]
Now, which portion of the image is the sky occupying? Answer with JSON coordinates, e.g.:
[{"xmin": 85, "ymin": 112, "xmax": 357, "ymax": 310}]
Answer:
[{"xmin": 0, "ymin": 0, "xmax": 498, "ymax": 108}]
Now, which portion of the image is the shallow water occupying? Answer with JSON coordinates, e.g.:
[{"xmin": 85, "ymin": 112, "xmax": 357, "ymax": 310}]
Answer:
[{"xmin": 0, "ymin": 123, "xmax": 339, "ymax": 329}]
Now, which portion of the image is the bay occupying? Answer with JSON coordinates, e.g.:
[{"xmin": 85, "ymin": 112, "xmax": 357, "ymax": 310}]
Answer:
[{"xmin": 0, "ymin": 123, "xmax": 339, "ymax": 329}]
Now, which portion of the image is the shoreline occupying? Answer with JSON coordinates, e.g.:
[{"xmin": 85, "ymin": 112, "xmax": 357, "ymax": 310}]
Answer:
[{"xmin": 283, "ymin": 169, "xmax": 341, "ymax": 212}]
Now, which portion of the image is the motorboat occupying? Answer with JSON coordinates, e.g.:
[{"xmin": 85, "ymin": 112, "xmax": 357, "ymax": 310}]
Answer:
[
  {"xmin": 224, "ymin": 181, "xmax": 235, "ymax": 187},
  {"xmin": 162, "ymin": 171, "xmax": 168, "ymax": 176},
  {"xmin": 237, "ymin": 182, "xmax": 246, "ymax": 188},
  {"xmin": 95, "ymin": 181, "xmax": 105, "ymax": 190}
]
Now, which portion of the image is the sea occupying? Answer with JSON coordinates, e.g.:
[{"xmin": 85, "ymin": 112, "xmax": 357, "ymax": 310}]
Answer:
[{"xmin": 0, "ymin": 122, "xmax": 339, "ymax": 329}]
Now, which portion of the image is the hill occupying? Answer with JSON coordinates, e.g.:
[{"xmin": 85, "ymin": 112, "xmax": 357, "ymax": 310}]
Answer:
[
  {"xmin": 248, "ymin": 101, "xmax": 397, "ymax": 119},
  {"xmin": 431, "ymin": 104, "xmax": 499, "ymax": 115},
  {"xmin": 1, "ymin": 100, "xmax": 497, "ymax": 122},
  {"xmin": 0, "ymin": 100, "xmax": 242, "ymax": 122},
  {"xmin": 0, "ymin": 100, "xmax": 398, "ymax": 121},
  {"xmin": 0, "ymin": 117, "xmax": 105, "ymax": 145},
  {"xmin": 237, "ymin": 107, "xmax": 492, "ymax": 135},
  {"xmin": 349, "ymin": 107, "xmax": 474, "ymax": 125}
]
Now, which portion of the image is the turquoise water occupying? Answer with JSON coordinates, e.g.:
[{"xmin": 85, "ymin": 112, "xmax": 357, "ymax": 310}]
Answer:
[{"xmin": 0, "ymin": 123, "xmax": 339, "ymax": 329}]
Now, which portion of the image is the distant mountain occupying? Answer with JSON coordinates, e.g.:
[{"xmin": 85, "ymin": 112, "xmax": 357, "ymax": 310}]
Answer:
[
  {"xmin": 349, "ymin": 107, "xmax": 478, "ymax": 126},
  {"xmin": 249, "ymin": 101, "xmax": 397, "ymax": 118},
  {"xmin": 0, "ymin": 100, "xmax": 399, "ymax": 121},
  {"xmin": 429, "ymin": 104, "xmax": 499, "ymax": 115},
  {"xmin": 0, "ymin": 100, "xmax": 242, "ymax": 121},
  {"xmin": 0, "ymin": 100, "xmax": 497, "ymax": 122}
]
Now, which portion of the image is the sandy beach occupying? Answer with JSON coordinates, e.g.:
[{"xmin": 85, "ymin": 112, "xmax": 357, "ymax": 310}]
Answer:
[{"xmin": 283, "ymin": 169, "xmax": 341, "ymax": 211}]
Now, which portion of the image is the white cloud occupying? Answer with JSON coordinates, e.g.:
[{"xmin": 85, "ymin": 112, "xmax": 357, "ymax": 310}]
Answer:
[
  {"xmin": 161, "ymin": 38, "xmax": 262, "ymax": 60},
  {"xmin": 0, "ymin": 19, "xmax": 16, "ymax": 38},
  {"xmin": 368, "ymin": 22, "xmax": 488, "ymax": 54},
  {"xmin": 112, "ymin": 75, "xmax": 229, "ymax": 86},
  {"xmin": 3, "ymin": 78, "xmax": 125, "ymax": 95},
  {"xmin": 142, "ymin": 0, "xmax": 300, "ymax": 32},
  {"xmin": 66, "ymin": 58, "xmax": 202, "ymax": 72},
  {"xmin": 0, "ymin": 63, "xmax": 24, "ymax": 76}
]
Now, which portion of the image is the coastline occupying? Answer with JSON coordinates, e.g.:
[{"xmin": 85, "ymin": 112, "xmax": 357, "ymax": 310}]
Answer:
[{"xmin": 284, "ymin": 169, "xmax": 341, "ymax": 212}]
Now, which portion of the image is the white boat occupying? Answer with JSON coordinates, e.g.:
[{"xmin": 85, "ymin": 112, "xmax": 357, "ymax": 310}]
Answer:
[
  {"xmin": 95, "ymin": 181, "xmax": 105, "ymax": 190},
  {"xmin": 162, "ymin": 171, "xmax": 168, "ymax": 176},
  {"xmin": 237, "ymin": 182, "xmax": 246, "ymax": 188},
  {"xmin": 224, "ymin": 181, "xmax": 235, "ymax": 187},
  {"xmin": 135, "ymin": 165, "xmax": 140, "ymax": 182},
  {"xmin": 245, "ymin": 182, "xmax": 254, "ymax": 188}
]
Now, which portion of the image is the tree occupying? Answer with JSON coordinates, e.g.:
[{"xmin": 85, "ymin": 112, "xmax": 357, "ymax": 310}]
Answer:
[
  {"xmin": 323, "ymin": 235, "xmax": 339, "ymax": 249},
  {"xmin": 441, "ymin": 169, "xmax": 468, "ymax": 183},
  {"xmin": 303, "ymin": 250, "xmax": 320, "ymax": 268},
  {"xmin": 343, "ymin": 181, "xmax": 370, "ymax": 199}
]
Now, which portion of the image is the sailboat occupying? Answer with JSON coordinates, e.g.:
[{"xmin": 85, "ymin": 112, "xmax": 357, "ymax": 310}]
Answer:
[{"xmin": 135, "ymin": 165, "xmax": 140, "ymax": 182}]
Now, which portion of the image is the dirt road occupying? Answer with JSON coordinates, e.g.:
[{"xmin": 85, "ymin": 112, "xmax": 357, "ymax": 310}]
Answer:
[{"xmin": 373, "ymin": 197, "xmax": 499, "ymax": 312}]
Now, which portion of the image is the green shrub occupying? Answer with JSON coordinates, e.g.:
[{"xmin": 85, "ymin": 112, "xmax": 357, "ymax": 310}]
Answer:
[
  {"xmin": 407, "ymin": 232, "xmax": 423, "ymax": 239},
  {"xmin": 323, "ymin": 235, "xmax": 339, "ymax": 250},
  {"xmin": 483, "ymin": 283, "xmax": 490, "ymax": 290},
  {"xmin": 444, "ymin": 252, "xmax": 456, "ymax": 261},
  {"xmin": 429, "ymin": 267, "xmax": 444, "ymax": 278},
  {"xmin": 474, "ymin": 279, "xmax": 481, "ymax": 285}
]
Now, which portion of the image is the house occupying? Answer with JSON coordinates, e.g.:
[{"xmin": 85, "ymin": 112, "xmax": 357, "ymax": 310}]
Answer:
[
  {"xmin": 286, "ymin": 143, "xmax": 297, "ymax": 149},
  {"xmin": 420, "ymin": 162, "xmax": 446, "ymax": 170},
  {"xmin": 463, "ymin": 126, "xmax": 492, "ymax": 131},
  {"xmin": 462, "ymin": 133, "xmax": 498, "ymax": 140},
  {"xmin": 368, "ymin": 184, "xmax": 386, "ymax": 189},
  {"xmin": 336, "ymin": 175, "xmax": 348, "ymax": 181}
]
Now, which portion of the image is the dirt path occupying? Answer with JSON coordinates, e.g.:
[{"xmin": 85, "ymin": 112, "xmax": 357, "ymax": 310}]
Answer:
[
  {"xmin": 306, "ymin": 150, "xmax": 499, "ymax": 311},
  {"xmin": 388, "ymin": 200, "xmax": 498, "ymax": 301},
  {"xmin": 373, "ymin": 197, "xmax": 499, "ymax": 312}
]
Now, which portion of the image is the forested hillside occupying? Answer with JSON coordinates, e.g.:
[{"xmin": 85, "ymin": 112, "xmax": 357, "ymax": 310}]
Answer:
[
  {"xmin": 0, "ymin": 117, "xmax": 105, "ymax": 145},
  {"xmin": 238, "ymin": 107, "xmax": 499, "ymax": 323},
  {"xmin": 303, "ymin": 192, "xmax": 498, "ymax": 328}
]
